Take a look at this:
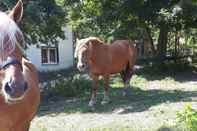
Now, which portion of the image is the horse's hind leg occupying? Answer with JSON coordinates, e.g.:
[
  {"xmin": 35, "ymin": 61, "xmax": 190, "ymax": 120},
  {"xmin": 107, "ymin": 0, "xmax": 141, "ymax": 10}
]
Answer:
[
  {"xmin": 101, "ymin": 75, "xmax": 110, "ymax": 105},
  {"xmin": 122, "ymin": 79, "xmax": 130, "ymax": 96},
  {"xmin": 121, "ymin": 68, "xmax": 134, "ymax": 96},
  {"xmin": 89, "ymin": 74, "xmax": 98, "ymax": 107}
]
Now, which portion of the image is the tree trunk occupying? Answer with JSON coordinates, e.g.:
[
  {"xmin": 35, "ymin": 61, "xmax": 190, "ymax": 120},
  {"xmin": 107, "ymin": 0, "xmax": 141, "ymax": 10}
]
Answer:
[
  {"xmin": 145, "ymin": 27, "xmax": 156, "ymax": 55},
  {"xmin": 175, "ymin": 31, "xmax": 179, "ymax": 57},
  {"xmin": 157, "ymin": 24, "xmax": 168, "ymax": 60}
]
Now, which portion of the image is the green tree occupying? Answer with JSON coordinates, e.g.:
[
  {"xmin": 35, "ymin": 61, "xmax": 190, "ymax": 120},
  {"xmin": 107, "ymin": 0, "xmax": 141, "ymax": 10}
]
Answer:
[
  {"xmin": 65, "ymin": 0, "xmax": 197, "ymax": 60},
  {"xmin": 0, "ymin": 0, "xmax": 66, "ymax": 46}
]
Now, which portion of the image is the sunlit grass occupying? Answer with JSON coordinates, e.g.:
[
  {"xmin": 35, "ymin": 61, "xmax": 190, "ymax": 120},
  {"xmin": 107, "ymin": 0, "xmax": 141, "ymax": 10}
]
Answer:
[
  {"xmin": 131, "ymin": 75, "xmax": 148, "ymax": 88},
  {"xmin": 33, "ymin": 63, "xmax": 197, "ymax": 131}
]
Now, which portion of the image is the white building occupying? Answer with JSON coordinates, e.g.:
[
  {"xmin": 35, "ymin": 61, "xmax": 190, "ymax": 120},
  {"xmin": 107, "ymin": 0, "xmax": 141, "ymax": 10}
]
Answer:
[{"xmin": 25, "ymin": 27, "xmax": 74, "ymax": 72}]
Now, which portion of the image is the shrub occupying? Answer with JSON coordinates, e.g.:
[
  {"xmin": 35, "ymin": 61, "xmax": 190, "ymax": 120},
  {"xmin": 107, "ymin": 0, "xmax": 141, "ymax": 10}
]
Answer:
[
  {"xmin": 176, "ymin": 104, "xmax": 197, "ymax": 131},
  {"xmin": 41, "ymin": 74, "xmax": 92, "ymax": 101}
]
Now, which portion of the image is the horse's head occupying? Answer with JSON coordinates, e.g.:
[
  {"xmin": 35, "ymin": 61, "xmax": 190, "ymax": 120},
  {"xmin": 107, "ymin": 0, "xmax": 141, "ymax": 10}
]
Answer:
[
  {"xmin": 75, "ymin": 37, "xmax": 103, "ymax": 71},
  {"xmin": 0, "ymin": 0, "xmax": 28, "ymax": 103}
]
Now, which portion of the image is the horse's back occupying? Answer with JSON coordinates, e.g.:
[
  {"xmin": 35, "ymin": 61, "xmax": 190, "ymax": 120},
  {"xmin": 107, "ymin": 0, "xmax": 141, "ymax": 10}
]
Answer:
[
  {"xmin": 90, "ymin": 40, "xmax": 137, "ymax": 74},
  {"xmin": 110, "ymin": 40, "xmax": 135, "ymax": 53},
  {"xmin": 114, "ymin": 40, "xmax": 137, "ymax": 69},
  {"xmin": 110, "ymin": 40, "xmax": 137, "ymax": 68}
]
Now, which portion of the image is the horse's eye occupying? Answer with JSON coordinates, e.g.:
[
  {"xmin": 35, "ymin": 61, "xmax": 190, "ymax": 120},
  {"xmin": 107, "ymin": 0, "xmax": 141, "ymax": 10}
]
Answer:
[
  {"xmin": 82, "ymin": 51, "xmax": 86, "ymax": 57},
  {"xmin": 82, "ymin": 54, "xmax": 86, "ymax": 59}
]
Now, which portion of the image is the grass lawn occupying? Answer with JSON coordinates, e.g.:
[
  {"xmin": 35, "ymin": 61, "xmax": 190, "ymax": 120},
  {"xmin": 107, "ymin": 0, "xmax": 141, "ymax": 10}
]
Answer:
[{"xmin": 30, "ymin": 63, "xmax": 197, "ymax": 131}]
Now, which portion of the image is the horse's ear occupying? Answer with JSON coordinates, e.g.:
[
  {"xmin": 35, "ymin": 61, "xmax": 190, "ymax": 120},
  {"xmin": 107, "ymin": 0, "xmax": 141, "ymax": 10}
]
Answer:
[
  {"xmin": 76, "ymin": 38, "xmax": 79, "ymax": 43},
  {"xmin": 9, "ymin": 0, "xmax": 23, "ymax": 24}
]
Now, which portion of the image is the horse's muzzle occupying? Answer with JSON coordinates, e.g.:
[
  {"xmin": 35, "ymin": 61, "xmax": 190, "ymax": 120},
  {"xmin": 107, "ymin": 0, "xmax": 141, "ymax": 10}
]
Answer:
[{"xmin": 4, "ymin": 81, "xmax": 28, "ymax": 99}]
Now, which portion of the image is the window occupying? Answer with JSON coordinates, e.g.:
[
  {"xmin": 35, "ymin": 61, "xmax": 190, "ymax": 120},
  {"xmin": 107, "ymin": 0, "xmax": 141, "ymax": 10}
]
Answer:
[{"xmin": 41, "ymin": 47, "xmax": 59, "ymax": 64}]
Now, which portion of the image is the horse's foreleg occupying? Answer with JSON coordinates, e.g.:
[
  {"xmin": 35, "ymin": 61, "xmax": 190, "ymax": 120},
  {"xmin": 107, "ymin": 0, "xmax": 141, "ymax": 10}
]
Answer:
[
  {"xmin": 101, "ymin": 75, "xmax": 110, "ymax": 105},
  {"xmin": 89, "ymin": 75, "xmax": 98, "ymax": 107}
]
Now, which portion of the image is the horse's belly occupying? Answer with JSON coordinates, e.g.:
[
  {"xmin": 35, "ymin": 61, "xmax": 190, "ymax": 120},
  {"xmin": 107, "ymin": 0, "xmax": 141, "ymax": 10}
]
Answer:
[
  {"xmin": 91, "ymin": 63, "xmax": 125, "ymax": 75},
  {"xmin": 107, "ymin": 59, "xmax": 128, "ymax": 74},
  {"xmin": 108, "ymin": 66, "xmax": 125, "ymax": 74}
]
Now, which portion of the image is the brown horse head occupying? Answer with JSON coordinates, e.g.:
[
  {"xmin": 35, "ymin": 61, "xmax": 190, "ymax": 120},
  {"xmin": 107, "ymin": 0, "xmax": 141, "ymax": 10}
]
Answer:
[
  {"xmin": 75, "ymin": 37, "xmax": 103, "ymax": 71},
  {"xmin": 0, "ymin": 0, "xmax": 27, "ymax": 103}
]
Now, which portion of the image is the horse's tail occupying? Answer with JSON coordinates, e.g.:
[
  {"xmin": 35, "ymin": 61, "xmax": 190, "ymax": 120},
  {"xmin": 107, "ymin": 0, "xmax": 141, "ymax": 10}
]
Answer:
[
  {"xmin": 128, "ymin": 40, "xmax": 137, "ymax": 69},
  {"xmin": 120, "ymin": 41, "xmax": 137, "ymax": 82}
]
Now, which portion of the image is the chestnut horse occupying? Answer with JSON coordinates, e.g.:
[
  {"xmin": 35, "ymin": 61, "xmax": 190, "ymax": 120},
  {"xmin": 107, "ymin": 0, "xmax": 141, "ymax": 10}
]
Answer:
[
  {"xmin": 75, "ymin": 37, "xmax": 137, "ymax": 107},
  {"xmin": 0, "ymin": 1, "xmax": 40, "ymax": 131}
]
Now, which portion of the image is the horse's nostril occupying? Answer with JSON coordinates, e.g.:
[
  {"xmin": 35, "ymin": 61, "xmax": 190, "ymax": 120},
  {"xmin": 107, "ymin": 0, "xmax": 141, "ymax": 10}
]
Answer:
[
  {"xmin": 4, "ymin": 82, "xmax": 13, "ymax": 94},
  {"xmin": 24, "ymin": 82, "xmax": 28, "ymax": 91}
]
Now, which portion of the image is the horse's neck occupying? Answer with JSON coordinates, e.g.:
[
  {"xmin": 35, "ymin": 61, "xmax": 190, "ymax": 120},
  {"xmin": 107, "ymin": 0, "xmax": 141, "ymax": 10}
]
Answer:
[
  {"xmin": 22, "ymin": 58, "xmax": 37, "ymax": 74},
  {"xmin": 91, "ymin": 44, "xmax": 108, "ymax": 57},
  {"xmin": 89, "ymin": 44, "xmax": 110, "ymax": 66}
]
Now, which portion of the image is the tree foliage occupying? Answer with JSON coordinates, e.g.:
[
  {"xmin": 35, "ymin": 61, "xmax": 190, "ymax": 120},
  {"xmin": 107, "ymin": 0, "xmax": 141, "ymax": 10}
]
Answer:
[
  {"xmin": 0, "ymin": 0, "xmax": 196, "ymax": 58},
  {"xmin": 0, "ymin": 0, "xmax": 66, "ymax": 46},
  {"xmin": 65, "ymin": 0, "xmax": 197, "ymax": 58}
]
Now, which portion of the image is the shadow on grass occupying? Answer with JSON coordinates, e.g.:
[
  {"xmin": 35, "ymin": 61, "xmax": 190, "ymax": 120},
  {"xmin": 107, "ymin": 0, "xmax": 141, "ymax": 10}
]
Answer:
[
  {"xmin": 37, "ymin": 62, "xmax": 197, "ymax": 117},
  {"xmin": 38, "ymin": 86, "xmax": 197, "ymax": 116},
  {"xmin": 156, "ymin": 125, "xmax": 185, "ymax": 131},
  {"xmin": 135, "ymin": 62, "xmax": 197, "ymax": 83},
  {"xmin": 157, "ymin": 127, "xmax": 174, "ymax": 131}
]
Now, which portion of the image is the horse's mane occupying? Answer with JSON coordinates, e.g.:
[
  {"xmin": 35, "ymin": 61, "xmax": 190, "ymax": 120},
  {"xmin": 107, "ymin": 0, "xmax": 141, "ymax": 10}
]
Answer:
[
  {"xmin": 0, "ymin": 12, "xmax": 24, "ymax": 60},
  {"xmin": 74, "ymin": 37, "xmax": 104, "ymax": 58}
]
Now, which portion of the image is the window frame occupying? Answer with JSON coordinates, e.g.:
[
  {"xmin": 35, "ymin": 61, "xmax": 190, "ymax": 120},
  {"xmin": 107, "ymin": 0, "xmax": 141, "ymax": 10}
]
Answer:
[{"xmin": 41, "ymin": 46, "xmax": 59, "ymax": 65}]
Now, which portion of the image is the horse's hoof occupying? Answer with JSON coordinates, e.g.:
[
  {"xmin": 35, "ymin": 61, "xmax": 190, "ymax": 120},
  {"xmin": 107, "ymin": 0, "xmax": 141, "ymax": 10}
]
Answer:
[
  {"xmin": 101, "ymin": 100, "xmax": 110, "ymax": 105},
  {"xmin": 122, "ymin": 88, "xmax": 129, "ymax": 96},
  {"xmin": 88, "ymin": 100, "xmax": 96, "ymax": 107},
  {"xmin": 123, "ymin": 90, "xmax": 130, "ymax": 97},
  {"xmin": 101, "ymin": 97, "xmax": 110, "ymax": 105},
  {"xmin": 122, "ymin": 91, "xmax": 127, "ymax": 97},
  {"xmin": 88, "ymin": 102, "xmax": 96, "ymax": 111}
]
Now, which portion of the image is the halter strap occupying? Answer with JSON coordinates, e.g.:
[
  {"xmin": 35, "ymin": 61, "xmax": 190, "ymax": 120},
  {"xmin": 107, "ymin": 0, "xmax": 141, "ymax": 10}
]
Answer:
[{"xmin": 0, "ymin": 57, "xmax": 22, "ymax": 70}]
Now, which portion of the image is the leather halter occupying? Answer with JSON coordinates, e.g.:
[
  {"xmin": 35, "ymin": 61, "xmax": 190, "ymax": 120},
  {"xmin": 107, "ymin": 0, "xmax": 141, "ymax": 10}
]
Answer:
[
  {"xmin": 0, "ymin": 42, "xmax": 25, "ymax": 70},
  {"xmin": 0, "ymin": 57, "xmax": 22, "ymax": 70}
]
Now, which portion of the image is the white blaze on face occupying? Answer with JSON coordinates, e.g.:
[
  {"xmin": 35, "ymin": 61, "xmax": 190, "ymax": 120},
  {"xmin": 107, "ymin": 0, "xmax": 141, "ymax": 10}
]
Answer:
[
  {"xmin": 1, "ymin": 68, "xmax": 25, "ymax": 103},
  {"xmin": 75, "ymin": 37, "xmax": 99, "ymax": 71},
  {"xmin": 75, "ymin": 38, "xmax": 88, "ymax": 71},
  {"xmin": 77, "ymin": 51, "xmax": 84, "ymax": 71}
]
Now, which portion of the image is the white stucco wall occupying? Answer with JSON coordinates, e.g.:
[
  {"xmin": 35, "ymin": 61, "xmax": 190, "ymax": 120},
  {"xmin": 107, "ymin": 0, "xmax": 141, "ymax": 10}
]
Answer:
[{"xmin": 25, "ymin": 27, "xmax": 74, "ymax": 72}]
